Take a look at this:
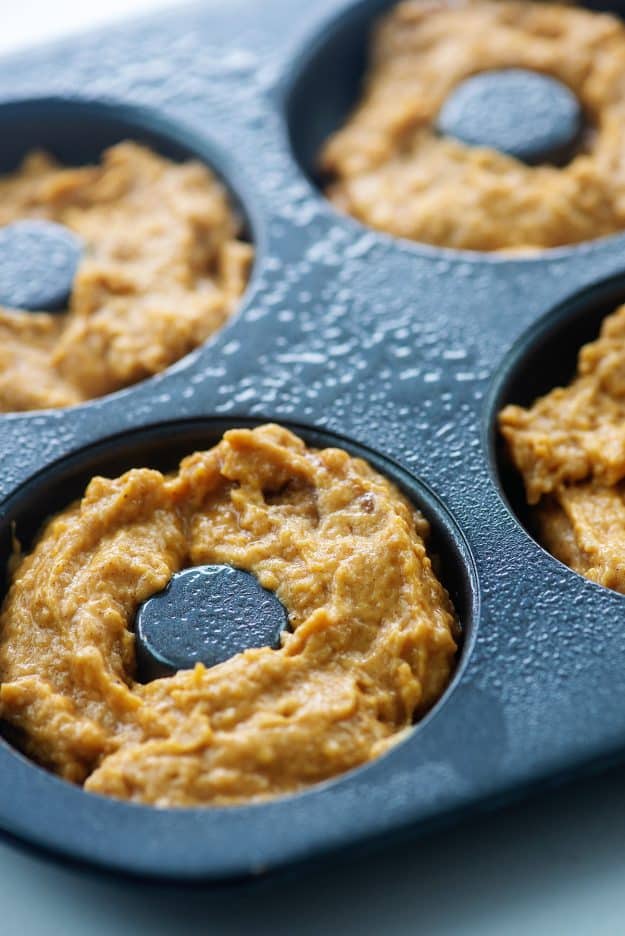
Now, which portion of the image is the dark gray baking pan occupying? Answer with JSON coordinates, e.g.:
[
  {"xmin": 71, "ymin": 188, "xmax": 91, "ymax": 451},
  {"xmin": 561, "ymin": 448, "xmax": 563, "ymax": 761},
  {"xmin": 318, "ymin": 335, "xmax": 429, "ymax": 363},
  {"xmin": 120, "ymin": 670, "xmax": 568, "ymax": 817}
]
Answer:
[{"xmin": 2, "ymin": 0, "xmax": 625, "ymax": 882}]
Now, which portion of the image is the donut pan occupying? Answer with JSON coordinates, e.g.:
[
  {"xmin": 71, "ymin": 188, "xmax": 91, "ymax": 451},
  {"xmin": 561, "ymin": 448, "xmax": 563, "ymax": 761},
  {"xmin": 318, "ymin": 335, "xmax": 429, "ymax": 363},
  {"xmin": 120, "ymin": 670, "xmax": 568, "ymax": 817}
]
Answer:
[{"xmin": 2, "ymin": 0, "xmax": 625, "ymax": 883}]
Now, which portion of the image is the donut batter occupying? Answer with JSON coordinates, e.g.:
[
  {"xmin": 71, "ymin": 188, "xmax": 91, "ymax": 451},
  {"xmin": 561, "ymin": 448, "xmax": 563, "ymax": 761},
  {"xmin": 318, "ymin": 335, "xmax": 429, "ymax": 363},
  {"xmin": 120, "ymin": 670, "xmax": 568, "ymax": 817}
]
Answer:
[
  {"xmin": 500, "ymin": 304, "xmax": 625, "ymax": 592},
  {"xmin": 0, "ymin": 142, "xmax": 252, "ymax": 411},
  {"xmin": 0, "ymin": 425, "xmax": 458, "ymax": 806},
  {"xmin": 320, "ymin": 0, "xmax": 625, "ymax": 251}
]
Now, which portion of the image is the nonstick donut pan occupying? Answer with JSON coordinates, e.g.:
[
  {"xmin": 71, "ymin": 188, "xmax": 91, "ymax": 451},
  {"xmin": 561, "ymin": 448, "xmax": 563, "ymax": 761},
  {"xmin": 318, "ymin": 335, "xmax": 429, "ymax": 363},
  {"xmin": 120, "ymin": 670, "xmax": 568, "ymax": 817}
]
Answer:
[{"xmin": 3, "ymin": 0, "xmax": 625, "ymax": 883}]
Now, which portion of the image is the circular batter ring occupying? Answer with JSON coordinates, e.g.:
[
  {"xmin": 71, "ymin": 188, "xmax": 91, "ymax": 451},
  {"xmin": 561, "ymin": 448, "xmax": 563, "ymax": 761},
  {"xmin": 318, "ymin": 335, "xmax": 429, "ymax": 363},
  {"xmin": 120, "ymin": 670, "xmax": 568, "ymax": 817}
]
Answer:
[
  {"xmin": 0, "ymin": 424, "xmax": 458, "ymax": 807},
  {"xmin": 0, "ymin": 142, "xmax": 252, "ymax": 412},
  {"xmin": 321, "ymin": 0, "xmax": 625, "ymax": 251}
]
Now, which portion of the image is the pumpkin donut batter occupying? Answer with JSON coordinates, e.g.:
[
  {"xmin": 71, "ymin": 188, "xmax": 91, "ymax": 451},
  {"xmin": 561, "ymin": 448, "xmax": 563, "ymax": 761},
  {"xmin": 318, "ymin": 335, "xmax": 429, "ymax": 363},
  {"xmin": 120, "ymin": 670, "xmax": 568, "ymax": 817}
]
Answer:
[
  {"xmin": 0, "ymin": 142, "xmax": 252, "ymax": 412},
  {"xmin": 0, "ymin": 425, "xmax": 458, "ymax": 807},
  {"xmin": 320, "ymin": 0, "xmax": 625, "ymax": 251},
  {"xmin": 500, "ymin": 304, "xmax": 625, "ymax": 592}
]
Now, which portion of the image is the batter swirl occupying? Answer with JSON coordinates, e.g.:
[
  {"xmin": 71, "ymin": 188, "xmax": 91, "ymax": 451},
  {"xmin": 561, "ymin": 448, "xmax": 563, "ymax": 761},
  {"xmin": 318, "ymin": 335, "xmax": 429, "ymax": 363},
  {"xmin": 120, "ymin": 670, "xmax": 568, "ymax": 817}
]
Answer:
[
  {"xmin": 0, "ymin": 142, "xmax": 251, "ymax": 412},
  {"xmin": 321, "ymin": 0, "xmax": 625, "ymax": 251},
  {"xmin": 0, "ymin": 425, "xmax": 458, "ymax": 806},
  {"xmin": 500, "ymin": 304, "xmax": 625, "ymax": 593}
]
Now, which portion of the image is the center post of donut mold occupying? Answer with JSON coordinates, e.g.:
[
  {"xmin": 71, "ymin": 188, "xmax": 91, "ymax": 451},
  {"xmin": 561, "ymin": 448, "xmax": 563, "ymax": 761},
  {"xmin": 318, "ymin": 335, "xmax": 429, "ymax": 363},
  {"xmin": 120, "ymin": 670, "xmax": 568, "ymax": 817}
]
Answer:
[
  {"xmin": 437, "ymin": 68, "xmax": 583, "ymax": 166},
  {"xmin": 0, "ymin": 219, "xmax": 83, "ymax": 311},
  {"xmin": 135, "ymin": 564, "xmax": 288, "ymax": 681}
]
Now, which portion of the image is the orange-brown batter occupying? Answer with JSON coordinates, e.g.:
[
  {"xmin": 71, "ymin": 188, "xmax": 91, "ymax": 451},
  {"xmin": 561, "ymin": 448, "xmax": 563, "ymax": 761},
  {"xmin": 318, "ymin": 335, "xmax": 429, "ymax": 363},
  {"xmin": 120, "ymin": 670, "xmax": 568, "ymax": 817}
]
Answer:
[
  {"xmin": 0, "ymin": 425, "xmax": 458, "ymax": 806},
  {"xmin": 500, "ymin": 304, "xmax": 625, "ymax": 591},
  {"xmin": 0, "ymin": 142, "xmax": 252, "ymax": 412},
  {"xmin": 320, "ymin": 0, "xmax": 625, "ymax": 251}
]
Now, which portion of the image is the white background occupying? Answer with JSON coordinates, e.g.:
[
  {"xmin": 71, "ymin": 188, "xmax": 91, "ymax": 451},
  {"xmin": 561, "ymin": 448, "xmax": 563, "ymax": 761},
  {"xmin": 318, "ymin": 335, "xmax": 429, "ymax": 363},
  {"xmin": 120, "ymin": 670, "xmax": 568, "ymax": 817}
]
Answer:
[
  {"xmin": 0, "ymin": 1, "xmax": 187, "ymax": 56},
  {"xmin": 2, "ymin": 3, "xmax": 625, "ymax": 934}
]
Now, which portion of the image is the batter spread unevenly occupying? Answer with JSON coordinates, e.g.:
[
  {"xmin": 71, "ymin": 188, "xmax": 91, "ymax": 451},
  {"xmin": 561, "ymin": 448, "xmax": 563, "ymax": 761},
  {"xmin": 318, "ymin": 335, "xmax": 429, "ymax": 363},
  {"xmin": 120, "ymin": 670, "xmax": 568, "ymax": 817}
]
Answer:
[
  {"xmin": 0, "ymin": 425, "xmax": 458, "ymax": 806},
  {"xmin": 320, "ymin": 0, "xmax": 625, "ymax": 251},
  {"xmin": 500, "ymin": 304, "xmax": 625, "ymax": 592},
  {"xmin": 0, "ymin": 142, "xmax": 252, "ymax": 412}
]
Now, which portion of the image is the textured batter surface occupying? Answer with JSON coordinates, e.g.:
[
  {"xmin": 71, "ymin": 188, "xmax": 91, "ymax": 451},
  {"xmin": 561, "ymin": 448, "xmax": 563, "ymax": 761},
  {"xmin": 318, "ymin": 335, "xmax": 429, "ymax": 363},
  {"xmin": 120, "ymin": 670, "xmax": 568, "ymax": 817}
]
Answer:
[
  {"xmin": 0, "ymin": 142, "xmax": 252, "ymax": 412},
  {"xmin": 500, "ymin": 304, "xmax": 625, "ymax": 591},
  {"xmin": 320, "ymin": 0, "xmax": 625, "ymax": 251},
  {"xmin": 0, "ymin": 425, "xmax": 458, "ymax": 807}
]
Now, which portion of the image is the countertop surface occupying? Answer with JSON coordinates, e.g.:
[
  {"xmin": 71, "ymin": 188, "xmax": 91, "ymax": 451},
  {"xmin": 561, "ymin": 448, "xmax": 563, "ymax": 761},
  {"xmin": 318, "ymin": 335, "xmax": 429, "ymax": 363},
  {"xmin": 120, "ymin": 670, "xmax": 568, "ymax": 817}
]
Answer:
[
  {"xmin": 2, "ymin": 4, "xmax": 625, "ymax": 934},
  {"xmin": 4, "ymin": 761, "xmax": 625, "ymax": 936}
]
